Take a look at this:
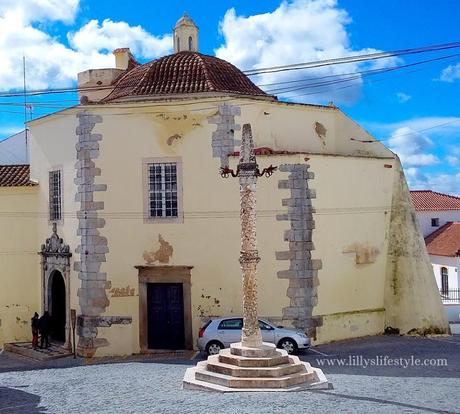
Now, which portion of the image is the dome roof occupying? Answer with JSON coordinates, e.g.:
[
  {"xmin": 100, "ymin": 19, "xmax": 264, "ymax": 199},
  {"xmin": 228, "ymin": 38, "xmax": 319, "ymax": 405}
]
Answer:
[{"xmin": 103, "ymin": 51, "xmax": 270, "ymax": 102}]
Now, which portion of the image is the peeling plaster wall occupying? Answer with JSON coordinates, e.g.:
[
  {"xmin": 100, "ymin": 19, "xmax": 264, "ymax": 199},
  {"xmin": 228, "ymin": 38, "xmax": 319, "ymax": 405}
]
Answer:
[
  {"xmin": 0, "ymin": 187, "xmax": 39, "ymax": 347},
  {"xmin": 316, "ymin": 308, "xmax": 385, "ymax": 343},
  {"xmin": 18, "ymin": 96, "xmax": 447, "ymax": 355},
  {"xmin": 384, "ymin": 160, "xmax": 449, "ymax": 334}
]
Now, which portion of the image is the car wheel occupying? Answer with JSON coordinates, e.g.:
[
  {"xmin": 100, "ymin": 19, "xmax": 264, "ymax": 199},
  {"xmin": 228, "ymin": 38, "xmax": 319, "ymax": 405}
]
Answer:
[
  {"xmin": 206, "ymin": 340, "xmax": 224, "ymax": 356},
  {"xmin": 278, "ymin": 338, "xmax": 298, "ymax": 354}
]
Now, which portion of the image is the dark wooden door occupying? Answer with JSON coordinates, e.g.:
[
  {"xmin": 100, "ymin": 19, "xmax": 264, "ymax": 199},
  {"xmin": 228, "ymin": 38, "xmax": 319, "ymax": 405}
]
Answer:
[
  {"xmin": 147, "ymin": 283, "xmax": 185, "ymax": 349},
  {"xmin": 50, "ymin": 271, "xmax": 66, "ymax": 342}
]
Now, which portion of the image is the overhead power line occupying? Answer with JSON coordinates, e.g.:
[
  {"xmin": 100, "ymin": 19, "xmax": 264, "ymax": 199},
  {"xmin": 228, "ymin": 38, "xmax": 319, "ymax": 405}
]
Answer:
[
  {"xmin": 2, "ymin": 49, "xmax": 455, "ymax": 109},
  {"xmin": 244, "ymin": 41, "xmax": 460, "ymax": 76},
  {"xmin": 0, "ymin": 40, "xmax": 458, "ymax": 99},
  {"xmin": 0, "ymin": 51, "xmax": 455, "ymax": 117},
  {"xmin": 263, "ymin": 52, "xmax": 460, "ymax": 94}
]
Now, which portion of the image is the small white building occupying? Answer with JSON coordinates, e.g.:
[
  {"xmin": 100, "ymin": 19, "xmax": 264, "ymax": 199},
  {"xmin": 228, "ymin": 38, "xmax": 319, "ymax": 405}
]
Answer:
[
  {"xmin": 0, "ymin": 130, "xmax": 29, "ymax": 164},
  {"xmin": 411, "ymin": 190, "xmax": 460, "ymax": 309}
]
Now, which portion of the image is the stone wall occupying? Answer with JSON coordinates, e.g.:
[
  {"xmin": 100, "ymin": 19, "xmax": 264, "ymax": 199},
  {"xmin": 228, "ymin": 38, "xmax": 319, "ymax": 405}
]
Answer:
[
  {"xmin": 208, "ymin": 103, "xmax": 241, "ymax": 167},
  {"xmin": 276, "ymin": 163, "xmax": 323, "ymax": 338},
  {"xmin": 74, "ymin": 111, "xmax": 131, "ymax": 357}
]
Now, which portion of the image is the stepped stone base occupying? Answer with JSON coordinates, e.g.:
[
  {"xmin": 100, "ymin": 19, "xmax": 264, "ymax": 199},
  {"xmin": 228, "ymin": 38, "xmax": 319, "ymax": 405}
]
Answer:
[
  {"xmin": 183, "ymin": 342, "xmax": 329, "ymax": 392},
  {"xmin": 4, "ymin": 342, "xmax": 72, "ymax": 361}
]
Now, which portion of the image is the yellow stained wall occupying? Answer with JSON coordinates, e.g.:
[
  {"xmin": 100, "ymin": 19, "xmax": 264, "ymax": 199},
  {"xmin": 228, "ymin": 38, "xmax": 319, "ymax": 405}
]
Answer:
[
  {"xmin": 24, "ymin": 97, "xmax": 446, "ymax": 356},
  {"xmin": 78, "ymin": 99, "xmax": 395, "ymax": 355},
  {"xmin": 29, "ymin": 114, "xmax": 80, "ymax": 315},
  {"xmin": 0, "ymin": 186, "xmax": 40, "ymax": 347}
]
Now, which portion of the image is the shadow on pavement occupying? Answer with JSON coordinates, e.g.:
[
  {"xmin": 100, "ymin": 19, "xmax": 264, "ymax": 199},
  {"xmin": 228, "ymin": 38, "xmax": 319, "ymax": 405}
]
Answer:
[
  {"xmin": 299, "ymin": 335, "xmax": 460, "ymax": 378},
  {"xmin": 0, "ymin": 387, "xmax": 47, "ymax": 413},
  {"xmin": 311, "ymin": 390, "xmax": 457, "ymax": 414}
]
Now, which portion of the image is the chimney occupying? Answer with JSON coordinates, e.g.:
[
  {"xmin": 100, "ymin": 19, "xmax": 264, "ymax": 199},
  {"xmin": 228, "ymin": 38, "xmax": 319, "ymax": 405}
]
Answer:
[{"xmin": 113, "ymin": 48, "xmax": 132, "ymax": 70}]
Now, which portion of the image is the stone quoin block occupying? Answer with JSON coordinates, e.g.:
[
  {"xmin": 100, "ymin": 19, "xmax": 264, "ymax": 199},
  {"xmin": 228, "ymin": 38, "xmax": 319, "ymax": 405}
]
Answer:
[
  {"xmin": 295, "ymin": 250, "xmax": 312, "ymax": 260},
  {"xmin": 75, "ymin": 110, "xmax": 126, "ymax": 357},
  {"xmin": 276, "ymin": 163, "xmax": 322, "ymax": 335},
  {"xmin": 275, "ymin": 250, "xmax": 294, "ymax": 260},
  {"xmin": 208, "ymin": 104, "xmax": 241, "ymax": 167},
  {"xmin": 76, "ymin": 210, "xmax": 98, "ymax": 219}
]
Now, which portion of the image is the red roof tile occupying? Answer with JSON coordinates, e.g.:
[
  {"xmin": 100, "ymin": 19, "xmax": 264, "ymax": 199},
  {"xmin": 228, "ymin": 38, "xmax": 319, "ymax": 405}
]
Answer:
[
  {"xmin": 0, "ymin": 164, "xmax": 37, "ymax": 187},
  {"xmin": 410, "ymin": 190, "xmax": 460, "ymax": 211},
  {"xmin": 425, "ymin": 222, "xmax": 460, "ymax": 257},
  {"xmin": 103, "ymin": 51, "xmax": 270, "ymax": 102}
]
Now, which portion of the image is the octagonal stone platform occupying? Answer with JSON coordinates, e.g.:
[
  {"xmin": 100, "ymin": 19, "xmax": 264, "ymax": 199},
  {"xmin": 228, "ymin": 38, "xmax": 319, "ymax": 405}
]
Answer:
[{"xmin": 183, "ymin": 342, "xmax": 329, "ymax": 392}]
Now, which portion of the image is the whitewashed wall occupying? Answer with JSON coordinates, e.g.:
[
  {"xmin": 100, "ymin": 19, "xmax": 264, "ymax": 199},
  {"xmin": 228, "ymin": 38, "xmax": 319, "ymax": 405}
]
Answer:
[
  {"xmin": 417, "ymin": 210, "xmax": 460, "ymax": 237},
  {"xmin": 431, "ymin": 254, "xmax": 460, "ymax": 292}
]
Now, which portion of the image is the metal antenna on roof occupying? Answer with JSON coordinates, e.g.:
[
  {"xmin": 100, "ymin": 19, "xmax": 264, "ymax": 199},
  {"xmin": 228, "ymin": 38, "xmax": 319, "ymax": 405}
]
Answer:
[{"xmin": 22, "ymin": 55, "xmax": 28, "ymax": 163}]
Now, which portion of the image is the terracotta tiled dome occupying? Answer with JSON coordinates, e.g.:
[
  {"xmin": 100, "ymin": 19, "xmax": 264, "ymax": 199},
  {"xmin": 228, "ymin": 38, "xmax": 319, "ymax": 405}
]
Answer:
[{"xmin": 103, "ymin": 51, "xmax": 270, "ymax": 102}]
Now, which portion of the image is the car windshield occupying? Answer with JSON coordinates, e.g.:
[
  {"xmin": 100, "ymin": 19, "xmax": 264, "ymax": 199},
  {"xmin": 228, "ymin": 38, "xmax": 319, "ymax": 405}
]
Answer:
[
  {"xmin": 218, "ymin": 319, "xmax": 243, "ymax": 329},
  {"xmin": 217, "ymin": 319, "xmax": 273, "ymax": 330},
  {"xmin": 259, "ymin": 320, "xmax": 273, "ymax": 330}
]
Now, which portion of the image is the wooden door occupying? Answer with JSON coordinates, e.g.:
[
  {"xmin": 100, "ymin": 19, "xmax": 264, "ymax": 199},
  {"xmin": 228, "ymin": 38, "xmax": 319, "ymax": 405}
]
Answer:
[{"xmin": 147, "ymin": 283, "xmax": 185, "ymax": 350}]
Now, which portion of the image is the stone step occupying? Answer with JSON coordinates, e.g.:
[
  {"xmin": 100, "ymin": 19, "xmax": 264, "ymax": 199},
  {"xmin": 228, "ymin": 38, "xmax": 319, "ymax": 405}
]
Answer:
[
  {"xmin": 206, "ymin": 355, "xmax": 306, "ymax": 377},
  {"xmin": 4, "ymin": 342, "xmax": 72, "ymax": 361},
  {"xmin": 183, "ymin": 365, "xmax": 330, "ymax": 392},
  {"xmin": 195, "ymin": 361, "xmax": 316, "ymax": 389},
  {"xmin": 230, "ymin": 342, "xmax": 277, "ymax": 358},
  {"xmin": 219, "ymin": 348, "xmax": 290, "ymax": 367}
]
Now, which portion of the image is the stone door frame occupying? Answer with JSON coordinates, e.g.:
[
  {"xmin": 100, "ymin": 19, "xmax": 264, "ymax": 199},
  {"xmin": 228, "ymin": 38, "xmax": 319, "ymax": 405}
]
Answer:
[
  {"xmin": 135, "ymin": 265, "xmax": 193, "ymax": 353},
  {"xmin": 39, "ymin": 223, "xmax": 72, "ymax": 350}
]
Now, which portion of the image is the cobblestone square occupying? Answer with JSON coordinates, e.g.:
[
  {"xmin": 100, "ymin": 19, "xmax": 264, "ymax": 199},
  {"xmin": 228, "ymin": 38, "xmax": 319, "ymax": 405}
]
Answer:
[{"xmin": 0, "ymin": 335, "xmax": 458, "ymax": 413}]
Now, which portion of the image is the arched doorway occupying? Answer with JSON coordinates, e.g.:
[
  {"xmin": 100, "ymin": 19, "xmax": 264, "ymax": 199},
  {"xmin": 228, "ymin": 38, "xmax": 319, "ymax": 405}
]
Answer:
[{"xmin": 49, "ymin": 270, "xmax": 66, "ymax": 342}]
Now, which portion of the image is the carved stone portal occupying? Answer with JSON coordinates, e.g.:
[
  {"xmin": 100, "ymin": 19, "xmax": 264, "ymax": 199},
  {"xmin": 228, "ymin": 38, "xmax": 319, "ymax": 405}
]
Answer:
[{"xmin": 39, "ymin": 222, "xmax": 72, "ymax": 350}]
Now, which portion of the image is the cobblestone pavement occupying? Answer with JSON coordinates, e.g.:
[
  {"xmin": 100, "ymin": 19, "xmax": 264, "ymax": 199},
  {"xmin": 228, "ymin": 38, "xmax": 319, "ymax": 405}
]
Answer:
[{"xmin": 0, "ymin": 335, "xmax": 458, "ymax": 414}]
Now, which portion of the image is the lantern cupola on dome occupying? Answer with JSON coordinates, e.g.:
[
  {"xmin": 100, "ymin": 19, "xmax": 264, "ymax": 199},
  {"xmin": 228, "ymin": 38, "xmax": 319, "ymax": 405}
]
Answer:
[{"xmin": 173, "ymin": 12, "xmax": 198, "ymax": 53}]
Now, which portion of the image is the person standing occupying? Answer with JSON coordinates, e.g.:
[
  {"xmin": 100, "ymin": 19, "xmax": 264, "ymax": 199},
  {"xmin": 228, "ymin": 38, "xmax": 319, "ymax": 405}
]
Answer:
[
  {"xmin": 38, "ymin": 311, "xmax": 51, "ymax": 349},
  {"xmin": 31, "ymin": 312, "xmax": 39, "ymax": 349}
]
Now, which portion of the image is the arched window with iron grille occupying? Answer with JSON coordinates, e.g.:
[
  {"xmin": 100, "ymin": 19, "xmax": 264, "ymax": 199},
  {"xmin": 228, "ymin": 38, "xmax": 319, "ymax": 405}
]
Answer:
[{"xmin": 441, "ymin": 267, "xmax": 449, "ymax": 295}]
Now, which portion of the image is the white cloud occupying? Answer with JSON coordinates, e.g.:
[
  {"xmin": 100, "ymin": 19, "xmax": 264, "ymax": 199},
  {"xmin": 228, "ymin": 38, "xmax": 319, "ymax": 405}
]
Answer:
[
  {"xmin": 215, "ymin": 0, "xmax": 398, "ymax": 105},
  {"xmin": 0, "ymin": 2, "xmax": 172, "ymax": 91},
  {"xmin": 396, "ymin": 92, "xmax": 411, "ymax": 103},
  {"xmin": 388, "ymin": 127, "xmax": 439, "ymax": 167},
  {"xmin": 367, "ymin": 116, "xmax": 460, "ymax": 136},
  {"xmin": 406, "ymin": 167, "xmax": 460, "ymax": 196},
  {"xmin": 68, "ymin": 19, "xmax": 172, "ymax": 57},
  {"xmin": 446, "ymin": 155, "xmax": 459, "ymax": 167},
  {"xmin": 439, "ymin": 62, "xmax": 460, "ymax": 83},
  {"xmin": 0, "ymin": 0, "xmax": 79, "ymax": 24}
]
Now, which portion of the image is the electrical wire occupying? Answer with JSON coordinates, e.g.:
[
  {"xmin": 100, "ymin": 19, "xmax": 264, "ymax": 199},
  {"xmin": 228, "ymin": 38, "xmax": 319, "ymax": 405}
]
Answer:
[
  {"xmin": 0, "ymin": 205, "xmax": 392, "ymax": 220},
  {"xmin": 244, "ymin": 41, "xmax": 460, "ymax": 76},
  {"xmin": 0, "ymin": 40, "xmax": 458, "ymax": 99},
  {"xmin": 263, "ymin": 52, "xmax": 460, "ymax": 95}
]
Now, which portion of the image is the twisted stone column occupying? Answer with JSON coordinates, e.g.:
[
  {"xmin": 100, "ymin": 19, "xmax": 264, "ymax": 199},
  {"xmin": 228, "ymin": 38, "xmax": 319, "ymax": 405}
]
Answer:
[{"xmin": 239, "ymin": 124, "xmax": 263, "ymax": 348}]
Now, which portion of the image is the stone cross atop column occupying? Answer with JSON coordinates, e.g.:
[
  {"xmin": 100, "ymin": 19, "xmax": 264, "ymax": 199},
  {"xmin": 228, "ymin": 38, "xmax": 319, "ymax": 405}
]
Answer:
[{"xmin": 220, "ymin": 123, "xmax": 277, "ymax": 348}]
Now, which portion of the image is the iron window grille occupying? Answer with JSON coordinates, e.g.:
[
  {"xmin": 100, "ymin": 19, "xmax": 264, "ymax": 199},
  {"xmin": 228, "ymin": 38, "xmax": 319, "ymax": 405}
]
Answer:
[
  {"xmin": 49, "ymin": 170, "xmax": 62, "ymax": 221},
  {"xmin": 148, "ymin": 163, "xmax": 178, "ymax": 218},
  {"xmin": 441, "ymin": 267, "xmax": 449, "ymax": 295}
]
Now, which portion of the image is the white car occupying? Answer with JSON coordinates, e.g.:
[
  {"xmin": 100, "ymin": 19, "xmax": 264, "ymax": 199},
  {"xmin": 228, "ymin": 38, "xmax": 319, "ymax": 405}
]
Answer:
[{"xmin": 197, "ymin": 317, "xmax": 310, "ymax": 355}]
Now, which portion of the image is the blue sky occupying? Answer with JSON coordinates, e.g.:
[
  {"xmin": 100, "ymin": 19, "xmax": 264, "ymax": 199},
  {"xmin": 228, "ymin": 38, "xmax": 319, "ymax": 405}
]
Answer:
[{"xmin": 0, "ymin": 0, "xmax": 459, "ymax": 193}]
